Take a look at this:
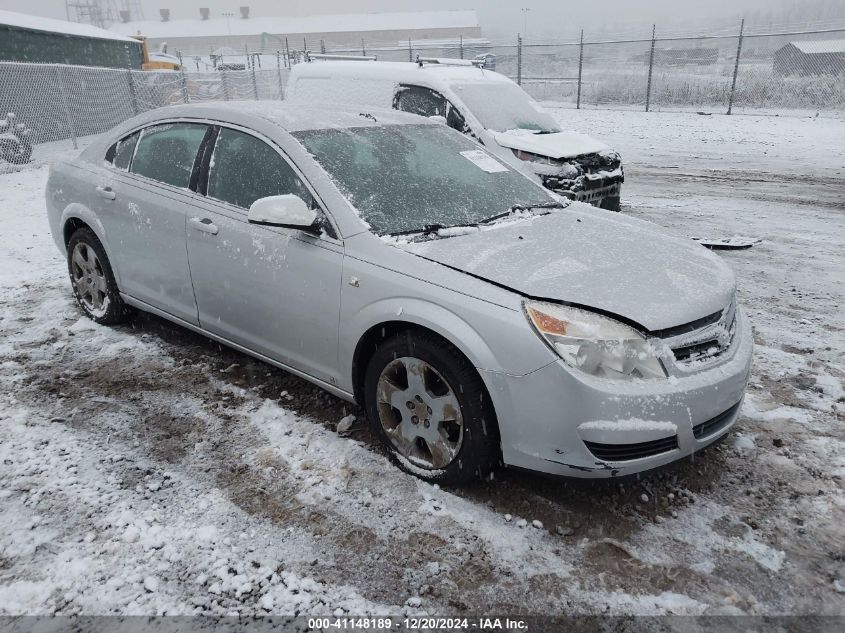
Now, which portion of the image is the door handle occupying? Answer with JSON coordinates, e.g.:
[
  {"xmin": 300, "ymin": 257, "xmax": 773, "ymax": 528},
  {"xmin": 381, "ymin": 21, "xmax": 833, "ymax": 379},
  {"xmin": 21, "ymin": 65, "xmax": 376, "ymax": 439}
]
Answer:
[
  {"xmin": 95, "ymin": 185, "xmax": 116, "ymax": 200},
  {"xmin": 189, "ymin": 217, "xmax": 219, "ymax": 235}
]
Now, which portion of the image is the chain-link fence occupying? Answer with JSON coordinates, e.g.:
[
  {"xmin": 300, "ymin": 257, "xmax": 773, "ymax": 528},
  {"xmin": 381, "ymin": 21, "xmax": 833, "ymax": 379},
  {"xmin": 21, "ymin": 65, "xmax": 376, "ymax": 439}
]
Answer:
[
  {"xmin": 1, "ymin": 22, "xmax": 843, "ymax": 157},
  {"xmin": 312, "ymin": 24, "xmax": 845, "ymax": 116},
  {"xmin": 0, "ymin": 60, "xmax": 288, "ymax": 148}
]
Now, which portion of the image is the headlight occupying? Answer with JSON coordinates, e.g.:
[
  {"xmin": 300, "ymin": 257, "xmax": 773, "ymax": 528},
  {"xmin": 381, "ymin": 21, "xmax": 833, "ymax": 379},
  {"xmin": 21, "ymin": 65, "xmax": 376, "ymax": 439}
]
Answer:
[{"xmin": 524, "ymin": 301, "xmax": 666, "ymax": 380}]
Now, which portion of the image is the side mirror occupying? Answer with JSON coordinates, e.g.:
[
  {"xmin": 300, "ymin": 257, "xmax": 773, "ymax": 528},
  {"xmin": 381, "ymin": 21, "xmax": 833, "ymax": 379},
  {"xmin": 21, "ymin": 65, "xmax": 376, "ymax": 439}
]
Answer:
[
  {"xmin": 428, "ymin": 115, "xmax": 447, "ymax": 125},
  {"xmin": 247, "ymin": 195, "xmax": 318, "ymax": 232}
]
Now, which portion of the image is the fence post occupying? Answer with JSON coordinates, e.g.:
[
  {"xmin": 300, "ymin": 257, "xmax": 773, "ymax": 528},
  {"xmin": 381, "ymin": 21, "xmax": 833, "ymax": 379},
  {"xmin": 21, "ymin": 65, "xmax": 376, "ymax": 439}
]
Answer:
[
  {"xmin": 576, "ymin": 29, "xmax": 584, "ymax": 109},
  {"xmin": 276, "ymin": 51, "xmax": 284, "ymax": 99},
  {"xmin": 517, "ymin": 34, "xmax": 523, "ymax": 86},
  {"xmin": 320, "ymin": 39, "xmax": 326, "ymax": 54},
  {"xmin": 460, "ymin": 35, "xmax": 464, "ymax": 59},
  {"xmin": 124, "ymin": 45, "xmax": 138, "ymax": 115},
  {"xmin": 727, "ymin": 18, "xmax": 745, "ymax": 115},
  {"xmin": 285, "ymin": 37, "xmax": 290, "ymax": 68},
  {"xmin": 54, "ymin": 66, "xmax": 78, "ymax": 149},
  {"xmin": 362, "ymin": 38, "xmax": 366, "ymax": 56},
  {"xmin": 220, "ymin": 66, "xmax": 230, "ymax": 101},
  {"xmin": 645, "ymin": 24, "xmax": 656, "ymax": 112},
  {"xmin": 251, "ymin": 58, "xmax": 259, "ymax": 100},
  {"xmin": 408, "ymin": 38, "xmax": 413, "ymax": 62},
  {"xmin": 179, "ymin": 61, "xmax": 190, "ymax": 104}
]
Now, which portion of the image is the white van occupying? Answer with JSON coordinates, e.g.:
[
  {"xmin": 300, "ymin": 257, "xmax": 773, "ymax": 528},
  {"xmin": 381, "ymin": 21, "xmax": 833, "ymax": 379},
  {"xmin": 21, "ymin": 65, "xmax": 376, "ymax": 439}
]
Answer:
[{"xmin": 286, "ymin": 58, "xmax": 623, "ymax": 210}]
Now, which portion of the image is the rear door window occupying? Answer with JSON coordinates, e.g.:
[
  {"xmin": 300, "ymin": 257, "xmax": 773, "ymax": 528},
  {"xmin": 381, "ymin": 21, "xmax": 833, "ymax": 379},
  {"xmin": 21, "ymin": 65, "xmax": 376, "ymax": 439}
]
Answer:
[
  {"xmin": 106, "ymin": 131, "xmax": 140, "ymax": 171},
  {"xmin": 206, "ymin": 127, "xmax": 314, "ymax": 210},
  {"xmin": 130, "ymin": 123, "xmax": 208, "ymax": 189}
]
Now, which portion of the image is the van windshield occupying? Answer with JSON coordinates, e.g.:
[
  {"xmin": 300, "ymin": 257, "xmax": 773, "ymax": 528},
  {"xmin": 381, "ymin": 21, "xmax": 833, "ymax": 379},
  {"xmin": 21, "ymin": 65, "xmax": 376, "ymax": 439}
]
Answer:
[
  {"xmin": 293, "ymin": 124, "xmax": 556, "ymax": 236},
  {"xmin": 451, "ymin": 82, "xmax": 561, "ymax": 134}
]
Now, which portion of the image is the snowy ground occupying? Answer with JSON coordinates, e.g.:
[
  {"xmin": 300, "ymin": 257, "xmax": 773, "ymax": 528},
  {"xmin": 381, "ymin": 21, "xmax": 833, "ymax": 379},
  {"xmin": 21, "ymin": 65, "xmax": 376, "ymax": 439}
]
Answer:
[{"xmin": 0, "ymin": 109, "xmax": 843, "ymax": 617}]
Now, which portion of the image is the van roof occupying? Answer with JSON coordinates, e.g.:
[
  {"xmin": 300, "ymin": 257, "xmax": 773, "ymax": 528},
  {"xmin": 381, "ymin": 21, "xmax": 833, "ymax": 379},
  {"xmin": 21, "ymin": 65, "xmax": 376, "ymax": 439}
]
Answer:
[
  {"xmin": 109, "ymin": 101, "xmax": 434, "ymax": 136},
  {"xmin": 288, "ymin": 60, "xmax": 514, "ymax": 89}
]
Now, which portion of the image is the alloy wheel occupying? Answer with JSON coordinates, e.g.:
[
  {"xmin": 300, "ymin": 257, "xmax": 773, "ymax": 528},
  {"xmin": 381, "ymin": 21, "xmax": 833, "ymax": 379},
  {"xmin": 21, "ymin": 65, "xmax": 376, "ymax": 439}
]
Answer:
[
  {"xmin": 70, "ymin": 242, "xmax": 109, "ymax": 317},
  {"xmin": 376, "ymin": 356, "xmax": 464, "ymax": 469}
]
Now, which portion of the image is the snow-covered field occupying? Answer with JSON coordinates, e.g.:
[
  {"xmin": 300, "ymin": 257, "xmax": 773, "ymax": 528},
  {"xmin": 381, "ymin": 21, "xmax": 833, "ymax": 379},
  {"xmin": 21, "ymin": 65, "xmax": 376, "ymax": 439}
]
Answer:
[{"xmin": 0, "ymin": 109, "xmax": 843, "ymax": 616}]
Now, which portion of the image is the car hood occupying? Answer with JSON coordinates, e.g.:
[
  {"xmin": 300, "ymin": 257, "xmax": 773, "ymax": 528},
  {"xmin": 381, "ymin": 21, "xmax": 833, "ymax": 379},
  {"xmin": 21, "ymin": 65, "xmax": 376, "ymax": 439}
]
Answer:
[
  {"xmin": 399, "ymin": 205, "xmax": 736, "ymax": 332},
  {"xmin": 490, "ymin": 129, "xmax": 609, "ymax": 160}
]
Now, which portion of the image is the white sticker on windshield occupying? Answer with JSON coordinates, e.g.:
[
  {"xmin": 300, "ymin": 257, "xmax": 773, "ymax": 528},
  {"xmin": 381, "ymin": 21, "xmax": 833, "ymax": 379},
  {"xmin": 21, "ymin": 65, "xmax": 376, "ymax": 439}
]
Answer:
[{"xmin": 460, "ymin": 150, "xmax": 509, "ymax": 173}]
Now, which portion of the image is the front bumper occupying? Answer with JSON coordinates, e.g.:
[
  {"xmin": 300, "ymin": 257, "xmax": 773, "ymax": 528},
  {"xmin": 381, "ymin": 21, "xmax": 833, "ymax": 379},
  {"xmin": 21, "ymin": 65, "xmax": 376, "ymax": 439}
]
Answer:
[{"xmin": 481, "ymin": 307, "xmax": 753, "ymax": 478}]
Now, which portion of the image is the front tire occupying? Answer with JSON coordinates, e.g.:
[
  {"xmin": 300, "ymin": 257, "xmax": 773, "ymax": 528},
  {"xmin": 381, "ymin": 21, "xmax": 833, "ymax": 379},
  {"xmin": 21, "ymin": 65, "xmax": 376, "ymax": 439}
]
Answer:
[
  {"xmin": 601, "ymin": 195, "xmax": 621, "ymax": 212},
  {"xmin": 364, "ymin": 330, "xmax": 500, "ymax": 486},
  {"xmin": 66, "ymin": 227, "xmax": 132, "ymax": 325}
]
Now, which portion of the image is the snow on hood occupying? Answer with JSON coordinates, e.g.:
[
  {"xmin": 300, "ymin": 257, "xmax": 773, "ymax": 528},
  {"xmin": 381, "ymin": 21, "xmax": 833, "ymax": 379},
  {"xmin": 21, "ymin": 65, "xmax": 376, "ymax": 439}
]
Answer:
[
  {"xmin": 400, "ymin": 205, "xmax": 736, "ymax": 332},
  {"xmin": 490, "ymin": 129, "xmax": 609, "ymax": 160}
]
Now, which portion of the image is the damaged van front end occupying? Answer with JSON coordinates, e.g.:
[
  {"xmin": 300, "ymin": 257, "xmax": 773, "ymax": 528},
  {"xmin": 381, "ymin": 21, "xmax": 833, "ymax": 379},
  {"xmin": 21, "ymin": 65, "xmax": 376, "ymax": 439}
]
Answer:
[
  {"xmin": 512, "ymin": 147, "xmax": 624, "ymax": 211},
  {"xmin": 490, "ymin": 128, "xmax": 624, "ymax": 211}
]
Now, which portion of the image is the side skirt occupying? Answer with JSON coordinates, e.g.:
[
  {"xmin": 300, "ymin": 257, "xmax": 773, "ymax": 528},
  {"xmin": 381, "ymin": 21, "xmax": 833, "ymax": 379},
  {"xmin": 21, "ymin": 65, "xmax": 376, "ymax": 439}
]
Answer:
[{"xmin": 120, "ymin": 293, "xmax": 356, "ymax": 403}]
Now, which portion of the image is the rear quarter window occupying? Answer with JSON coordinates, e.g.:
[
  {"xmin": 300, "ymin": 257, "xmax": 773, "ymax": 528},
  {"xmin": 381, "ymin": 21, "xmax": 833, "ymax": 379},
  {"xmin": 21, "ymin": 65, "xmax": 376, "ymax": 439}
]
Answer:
[{"xmin": 105, "ymin": 132, "xmax": 140, "ymax": 171}]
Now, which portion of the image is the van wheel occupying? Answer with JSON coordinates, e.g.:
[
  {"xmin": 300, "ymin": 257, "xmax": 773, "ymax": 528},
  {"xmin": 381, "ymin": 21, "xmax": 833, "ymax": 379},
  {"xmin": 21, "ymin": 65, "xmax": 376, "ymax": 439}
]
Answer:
[
  {"xmin": 67, "ymin": 227, "xmax": 132, "ymax": 325},
  {"xmin": 364, "ymin": 331, "xmax": 500, "ymax": 486}
]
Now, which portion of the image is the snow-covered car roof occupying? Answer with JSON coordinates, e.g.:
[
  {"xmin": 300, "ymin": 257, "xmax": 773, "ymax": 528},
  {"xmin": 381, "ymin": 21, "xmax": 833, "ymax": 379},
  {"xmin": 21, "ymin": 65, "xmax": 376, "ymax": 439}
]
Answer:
[
  {"xmin": 103, "ymin": 101, "xmax": 435, "ymax": 137},
  {"xmin": 289, "ymin": 60, "xmax": 514, "ymax": 91}
]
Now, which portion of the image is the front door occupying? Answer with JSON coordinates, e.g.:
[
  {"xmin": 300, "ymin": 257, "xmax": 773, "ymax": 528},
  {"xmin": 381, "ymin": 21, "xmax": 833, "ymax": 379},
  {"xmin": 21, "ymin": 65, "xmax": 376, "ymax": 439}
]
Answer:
[{"xmin": 186, "ymin": 126, "xmax": 343, "ymax": 384}]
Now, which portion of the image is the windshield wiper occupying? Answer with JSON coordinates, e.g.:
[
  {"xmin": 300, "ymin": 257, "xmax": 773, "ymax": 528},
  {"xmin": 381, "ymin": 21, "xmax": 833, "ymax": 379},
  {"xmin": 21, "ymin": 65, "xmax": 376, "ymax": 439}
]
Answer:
[
  {"xmin": 389, "ymin": 223, "xmax": 447, "ymax": 237},
  {"xmin": 477, "ymin": 201, "xmax": 565, "ymax": 225},
  {"xmin": 388, "ymin": 201, "xmax": 564, "ymax": 239}
]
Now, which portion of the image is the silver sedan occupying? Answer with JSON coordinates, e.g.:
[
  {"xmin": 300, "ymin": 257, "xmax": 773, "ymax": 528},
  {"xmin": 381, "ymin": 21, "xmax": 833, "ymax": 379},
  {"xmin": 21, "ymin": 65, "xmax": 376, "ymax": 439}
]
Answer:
[{"xmin": 46, "ymin": 102, "xmax": 753, "ymax": 485}]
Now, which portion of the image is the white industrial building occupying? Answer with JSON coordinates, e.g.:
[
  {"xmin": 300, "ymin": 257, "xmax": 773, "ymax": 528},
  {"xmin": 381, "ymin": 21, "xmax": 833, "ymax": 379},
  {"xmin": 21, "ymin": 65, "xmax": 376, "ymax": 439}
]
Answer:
[{"xmin": 108, "ymin": 7, "xmax": 483, "ymax": 56}]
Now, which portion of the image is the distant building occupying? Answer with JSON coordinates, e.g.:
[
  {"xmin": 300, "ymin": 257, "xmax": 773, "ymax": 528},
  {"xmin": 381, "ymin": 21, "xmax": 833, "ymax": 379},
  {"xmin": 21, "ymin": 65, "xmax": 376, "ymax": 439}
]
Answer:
[
  {"xmin": 108, "ymin": 8, "xmax": 482, "ymax": 56},
  {"xmin": 0, "ymin": 9, "xmax": 143, "ymax": 68},
  {"xmin": 774, "ymin": 39, "xmax": 845, "ymax": 76}
]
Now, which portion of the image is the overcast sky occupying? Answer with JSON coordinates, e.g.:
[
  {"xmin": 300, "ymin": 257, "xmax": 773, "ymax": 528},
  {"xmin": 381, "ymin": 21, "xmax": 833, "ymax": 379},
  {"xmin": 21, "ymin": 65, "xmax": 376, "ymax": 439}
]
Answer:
[{"xmin": 0, "ymin": 0, "xmax": 814, "ymax": 39}]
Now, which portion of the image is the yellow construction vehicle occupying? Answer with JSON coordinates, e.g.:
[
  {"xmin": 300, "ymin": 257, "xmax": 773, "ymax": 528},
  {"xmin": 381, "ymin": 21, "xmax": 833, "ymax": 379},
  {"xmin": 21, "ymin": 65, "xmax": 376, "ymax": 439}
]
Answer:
[{"xmin": 130, "ymin": 35, "xmax": 182, "ymax": 71}]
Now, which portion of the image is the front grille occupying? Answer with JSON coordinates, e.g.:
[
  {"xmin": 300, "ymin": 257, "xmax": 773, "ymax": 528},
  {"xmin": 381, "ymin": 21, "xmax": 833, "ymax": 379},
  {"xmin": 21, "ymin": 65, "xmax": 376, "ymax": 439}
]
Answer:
[
  {"xmin": 662, "ymin": 299, "xmax": 737, "ymax": 368},
  {"xmin": 673, "ymin": 339, "xmax": 724, "ymax": 363},
  {"xmin": 693, "ymin": 402, "xmax": 741, "ymax": 439},
  {"xmin": 584, "ymin": 435, "xmax": 679, "ymax": 462}
]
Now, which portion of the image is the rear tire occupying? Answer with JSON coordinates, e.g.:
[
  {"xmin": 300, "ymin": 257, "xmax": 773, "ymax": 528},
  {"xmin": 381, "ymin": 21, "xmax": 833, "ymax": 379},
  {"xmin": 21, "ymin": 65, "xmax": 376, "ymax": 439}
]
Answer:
[
  {"xmin": 364, "ymin": 330, "xmax": 500, "ymax": 486},
  {"xmin": 66, "ymin": 227, "xmax": 133, "ymax": 325}
]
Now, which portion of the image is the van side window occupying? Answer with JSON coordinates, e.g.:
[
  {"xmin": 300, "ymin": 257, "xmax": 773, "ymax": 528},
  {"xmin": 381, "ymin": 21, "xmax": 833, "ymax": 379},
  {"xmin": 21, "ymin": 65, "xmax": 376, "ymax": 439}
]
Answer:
[
  {"xmin": 394, "ymin": 84, "xmax": 470, "ymax": 136},
  {"xmin": 206, "ymin": 127, "xmax": 315, "ymax": 211},
  {"xmin": 446, "ymin": 106, "xmax": 468, "ymax": 134},
  {"xmin": 394, "ymin": 85, "xmax": 447, "ymax": 118},
  {"xmin": 105, "ymin": 131, "xmax": 140, "ymax": 171}
]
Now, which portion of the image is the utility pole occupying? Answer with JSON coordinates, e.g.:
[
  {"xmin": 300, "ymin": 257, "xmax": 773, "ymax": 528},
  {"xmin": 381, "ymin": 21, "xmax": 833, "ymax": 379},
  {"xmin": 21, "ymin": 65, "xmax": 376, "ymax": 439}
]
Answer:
[{"xmin": 521, "ymin": 8, "xmax": 530, "ymax": 41}]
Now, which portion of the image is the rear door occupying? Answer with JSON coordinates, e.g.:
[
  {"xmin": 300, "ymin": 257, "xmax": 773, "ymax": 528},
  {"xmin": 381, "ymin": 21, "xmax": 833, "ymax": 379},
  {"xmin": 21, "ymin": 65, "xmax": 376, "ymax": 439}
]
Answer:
[
  {"xmin": 97, "ymin": 121, "xmax": 209, "ymax": 324},
  {"xmin": 186, "ymin": 125, "xmax": 344, "ymax": 384}
]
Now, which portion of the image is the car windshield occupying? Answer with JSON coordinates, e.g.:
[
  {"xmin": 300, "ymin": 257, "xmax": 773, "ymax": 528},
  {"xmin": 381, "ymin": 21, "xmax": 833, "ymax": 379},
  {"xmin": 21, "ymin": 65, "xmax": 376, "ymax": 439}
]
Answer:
[
  {"xmin": 451, "ymin": 82, "xmax": 561, "ymax": 134},
  {"xmin": 293, "ymin": 123, "xmax": 556, "ymax": 236}
]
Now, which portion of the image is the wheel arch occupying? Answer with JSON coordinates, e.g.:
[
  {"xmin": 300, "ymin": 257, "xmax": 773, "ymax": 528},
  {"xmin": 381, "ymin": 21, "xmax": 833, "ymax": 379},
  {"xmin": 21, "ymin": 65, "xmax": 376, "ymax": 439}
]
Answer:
[
  {"xmin": 350, "ymin": 312, "xmax": 499, "ymax": 414},
  {"xmin": 59, "ymin": 205, "xmax": 122, "ymax": 286}
]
